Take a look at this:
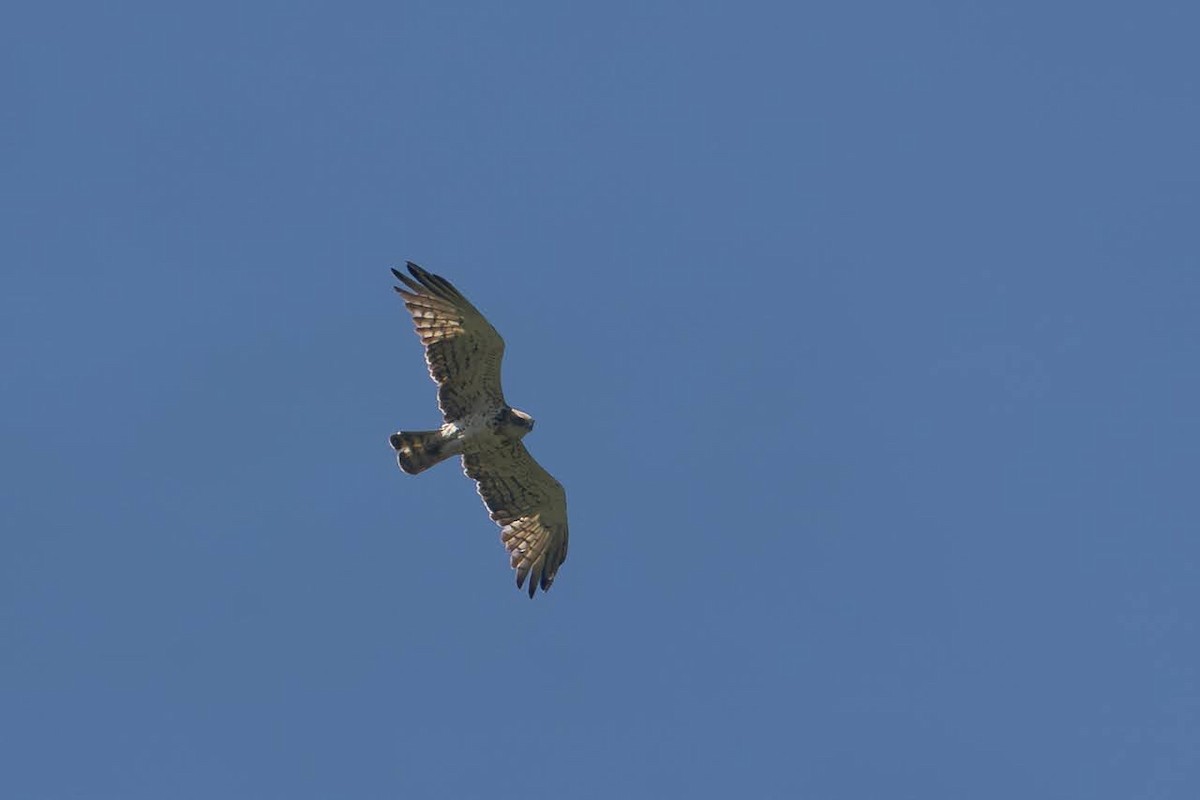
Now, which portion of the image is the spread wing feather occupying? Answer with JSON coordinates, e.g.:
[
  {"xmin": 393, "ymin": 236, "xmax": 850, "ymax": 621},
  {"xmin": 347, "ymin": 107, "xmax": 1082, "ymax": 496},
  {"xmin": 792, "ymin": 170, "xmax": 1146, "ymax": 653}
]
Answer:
[
  {"xmin": 462, "ymin": 440, "xmax": 569, "ymax": 597},
  {"xmin": 391, "ymin": 262, "xmax": 506, "ymax": 420}
]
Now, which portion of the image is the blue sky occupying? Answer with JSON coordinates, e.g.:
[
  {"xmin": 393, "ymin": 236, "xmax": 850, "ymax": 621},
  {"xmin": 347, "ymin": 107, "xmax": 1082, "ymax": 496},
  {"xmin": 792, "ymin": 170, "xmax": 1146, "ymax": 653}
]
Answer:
[{"xmin": 3, "ymin": 2, "xmax": 1198, "ymax": 797}]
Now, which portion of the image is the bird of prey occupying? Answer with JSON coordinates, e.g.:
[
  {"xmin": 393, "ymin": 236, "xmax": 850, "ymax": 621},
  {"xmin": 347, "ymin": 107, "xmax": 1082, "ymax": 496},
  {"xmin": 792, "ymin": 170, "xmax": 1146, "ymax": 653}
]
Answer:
[{"xmin": 388, "ymin": 262, "xmax": 568, "ymax": 597}]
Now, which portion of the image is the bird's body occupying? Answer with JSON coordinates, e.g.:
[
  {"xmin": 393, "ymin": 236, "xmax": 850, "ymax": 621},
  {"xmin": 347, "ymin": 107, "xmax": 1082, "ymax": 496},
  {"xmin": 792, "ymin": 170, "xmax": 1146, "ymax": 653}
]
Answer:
[{"xmin": 388, "ymin": 263, "xmax": 568, "ymax": 597}]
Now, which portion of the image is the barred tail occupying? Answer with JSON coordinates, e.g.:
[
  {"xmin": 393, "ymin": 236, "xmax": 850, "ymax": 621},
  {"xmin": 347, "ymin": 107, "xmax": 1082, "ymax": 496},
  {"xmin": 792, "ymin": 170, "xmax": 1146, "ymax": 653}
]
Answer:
[{"xmin": 390, "ymin": 430, "xmax": 454, "ymax": 475}]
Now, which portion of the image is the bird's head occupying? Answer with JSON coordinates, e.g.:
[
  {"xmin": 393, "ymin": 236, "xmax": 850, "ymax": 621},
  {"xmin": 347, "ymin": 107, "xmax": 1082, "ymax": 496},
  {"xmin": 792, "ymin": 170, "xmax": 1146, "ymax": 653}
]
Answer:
[{"xmin": 499, "ymin": 407, "xmax": 535, "ymax": 439}]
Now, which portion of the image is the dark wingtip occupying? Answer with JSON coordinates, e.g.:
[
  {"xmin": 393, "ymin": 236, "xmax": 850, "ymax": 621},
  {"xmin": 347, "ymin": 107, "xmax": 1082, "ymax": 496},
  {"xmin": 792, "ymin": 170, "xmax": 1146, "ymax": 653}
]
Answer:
[
  {"xmin": 391, "ymin": 265, "xmax": 423, "ymax": 295},
  {"xmin": 515, "ymin": 570, "xmax": 536, "ymax": 598}
]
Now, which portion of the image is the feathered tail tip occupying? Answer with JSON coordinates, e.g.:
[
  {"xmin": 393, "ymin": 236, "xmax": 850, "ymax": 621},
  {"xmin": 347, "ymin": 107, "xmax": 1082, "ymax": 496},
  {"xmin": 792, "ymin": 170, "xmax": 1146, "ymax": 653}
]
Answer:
[{"xmin": 390, "ymin": 430, "xmax": 451, "ymax": 475}]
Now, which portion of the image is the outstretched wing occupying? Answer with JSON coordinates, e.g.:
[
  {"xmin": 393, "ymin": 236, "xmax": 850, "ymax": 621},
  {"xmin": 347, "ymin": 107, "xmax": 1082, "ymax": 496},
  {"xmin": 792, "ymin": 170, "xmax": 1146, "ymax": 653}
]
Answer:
[
  {"xmin": 462, "ymin": 440, "xmax": 569, "ymax": 597},
  {"xmin": 392, "ymin": 262, "xmax": 506, "ymax": 420}
]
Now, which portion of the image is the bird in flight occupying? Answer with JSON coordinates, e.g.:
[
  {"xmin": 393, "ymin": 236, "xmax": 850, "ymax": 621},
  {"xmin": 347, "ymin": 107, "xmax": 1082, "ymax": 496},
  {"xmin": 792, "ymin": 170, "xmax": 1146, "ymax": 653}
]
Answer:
[{"xmin": 388, "ymin": 262, "xmax": 569, "ymax": 597}]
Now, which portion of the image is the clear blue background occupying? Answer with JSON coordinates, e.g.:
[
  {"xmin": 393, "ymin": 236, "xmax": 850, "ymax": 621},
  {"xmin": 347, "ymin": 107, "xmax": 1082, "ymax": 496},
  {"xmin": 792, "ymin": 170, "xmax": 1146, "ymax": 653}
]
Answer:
[{"xmin": 4, "ymin": 2, "xmax": 1198, "ymax": 797}]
